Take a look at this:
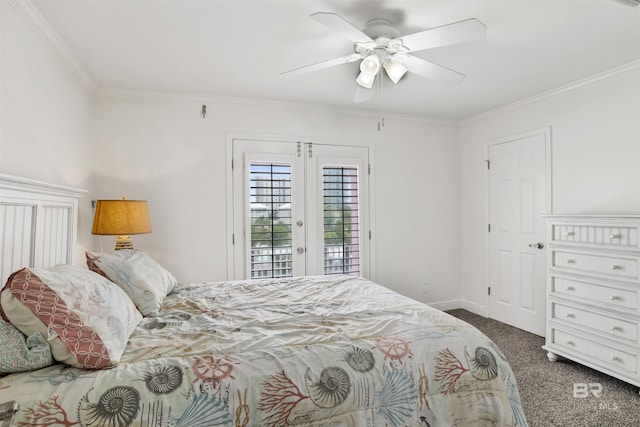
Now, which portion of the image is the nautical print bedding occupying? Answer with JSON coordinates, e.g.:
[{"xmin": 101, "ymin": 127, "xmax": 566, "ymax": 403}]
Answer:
[{"xmin": 0, "ymin": 275, "xmax": 527, "ymax": 426}]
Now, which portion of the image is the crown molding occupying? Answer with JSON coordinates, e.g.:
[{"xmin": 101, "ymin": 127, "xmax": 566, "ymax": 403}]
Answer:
[
  {"xmin": 461, "ymin": 60, "xmax": 640, "ymax": 125},
  {"xmin": 95, "ymin": 87, "xmax": 458, "ymax": 127},
  {"xmin": 97, "ymin": 59, "xmax": 638, "ymax": 128},
  {"xmin": 4, "ymin": 0, "xmax": 638, "ymax": 127},
  {"xmin": 8, "ymin": 0, "xmax": 95, "ymax": 90}
]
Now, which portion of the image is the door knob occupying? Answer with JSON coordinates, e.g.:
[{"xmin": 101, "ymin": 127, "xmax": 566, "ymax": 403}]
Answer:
[
  {"xmin": 296, "ymin": 247, "xmax": 305, "ymax": 254},
  {"xmin": 528, "ymin": 242, "xmax": 544, "ymax": 249}
]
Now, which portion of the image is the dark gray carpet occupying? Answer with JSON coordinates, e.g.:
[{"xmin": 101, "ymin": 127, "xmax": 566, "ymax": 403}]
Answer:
[{"xmin": 446, "ymin": 309, "xmax": 640, "ymax": 427}]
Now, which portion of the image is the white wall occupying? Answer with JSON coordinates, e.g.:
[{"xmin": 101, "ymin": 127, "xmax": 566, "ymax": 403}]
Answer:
[
  {"xmin": 459, "ymin": 64, "xmax": 640, "ymax": 312},
  {"xmin": 93, "ymin": 93, "xmax": 461, "ymax": 304},
  {"xmin": 8, "ymin": 0, "xmax": 638, "ymax": 314},
  {"xmin": 0, "ymin": 1, "xmax": 95, "ymax": 264},
  {"xmin": 1, "ymin": 0, "xmax": 462, "ymax": 305}
]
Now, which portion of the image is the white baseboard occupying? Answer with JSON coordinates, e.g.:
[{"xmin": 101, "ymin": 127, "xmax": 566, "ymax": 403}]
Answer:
[
  {"xmin": 427, "ymin": 299, "xmax": 463, "ymax": 311},
  {"xmin": 427, "ymin": 298, "xmax": 489, "ymax": 318},
  {"xmin": 459, "ymin": 299, "xmax": 488, "ymax": 317}
]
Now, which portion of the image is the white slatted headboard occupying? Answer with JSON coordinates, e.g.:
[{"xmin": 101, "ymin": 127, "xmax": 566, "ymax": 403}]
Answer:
[{"xmin": 0, "ymin": 174, "xmax": 86, "ymax": 285}]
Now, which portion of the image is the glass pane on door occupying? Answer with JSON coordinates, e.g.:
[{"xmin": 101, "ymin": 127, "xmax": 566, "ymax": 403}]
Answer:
[
  {"xmin": 250, "ymin": 163, "xmax": 292, "ymax": 278},
  {"xmin": 323, "ymin": 166, "xmax": 360, "ymax": 276}
]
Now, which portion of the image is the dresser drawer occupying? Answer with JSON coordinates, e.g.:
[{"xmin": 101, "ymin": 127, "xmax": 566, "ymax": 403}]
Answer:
[
  {"xmin": 551, "ymin": 249, "xmax": 640, "ymax": 280},
  {"xmin": 550, "ymin": 221, "xmax": 640, "ymax": 250},
  {"xmin": 545, "ymin": 215, "xmax": 640, "ymax": 389},
  {"xmin": 550, "ymin": 327, "xmax": 638, "ymax": 375},
  {"xmin": 550, "ymin": 275, "xmax": 639, "ymax": 313},
  {"xmin": 551, "ymin": 301, "xmax": 639, "ymax": 344}
]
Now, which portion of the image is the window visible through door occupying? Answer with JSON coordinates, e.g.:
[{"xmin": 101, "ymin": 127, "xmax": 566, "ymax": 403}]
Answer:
[
  {"xmin": 250, "ymin": 163, "xmax": 292, "ymax": 278},
  {"xmin": 231, "ymin": 139, "xmax": 371, "ymax": 280},
  {"xmin": 323, "ymin": 166, "xmax": 360, "ymax": 275}
]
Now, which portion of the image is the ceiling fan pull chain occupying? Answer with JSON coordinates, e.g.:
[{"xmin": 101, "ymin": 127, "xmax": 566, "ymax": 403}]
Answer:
[{"xmin": 378, "ymin": 73, "xmax": 385, "ymax": 132}]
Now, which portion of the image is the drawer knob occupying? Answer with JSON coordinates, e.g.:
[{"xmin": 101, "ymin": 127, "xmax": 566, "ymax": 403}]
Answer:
[
  {"xmin": 610, "ymin": 295, "xmax": 620, "ymax": 301},
  {"xmin": 610, "ymin": 233, "xmax": 621, "ymax": 239},
  {"xmin": 566, "ymin": 313, "xmax": 576, "ymax": 319},
  {"xmin": 611, "ymin": 265, "xmax": 623, "ymax": 270},
  {"xmin": 566, "ymin": 286, "xmax": 576, "ymax": 292},
  {"xmin": 610, "ymin": 325, "xmax": 623, "ymax": 332},
  {"xmin": 566, "ymin": 340, "xmax": 575, "ymax": 346},
  {"xmin": 567, "ymin": 259, "xmax": 576, "ymax": 264},
  {"xmin": 565, "ymin": 231, "xmax": 574, "ymax": 237},
  {"xmin": 611, "ymin": 355, "xmax": 622, "ymax": 363}
]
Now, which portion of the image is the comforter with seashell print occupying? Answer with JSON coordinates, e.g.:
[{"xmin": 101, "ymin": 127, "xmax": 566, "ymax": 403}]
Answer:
[{"xmin": 0, "ymin": 275, "xmax": 527, "ymax": 426}]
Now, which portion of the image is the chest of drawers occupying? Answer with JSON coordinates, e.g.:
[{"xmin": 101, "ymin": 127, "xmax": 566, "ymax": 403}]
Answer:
[{"xmin": 543, "ymin": 215, "xmax": 640, "ymax": 389}]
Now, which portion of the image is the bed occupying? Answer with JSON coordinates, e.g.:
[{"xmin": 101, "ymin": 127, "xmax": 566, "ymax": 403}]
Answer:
[{"xmin": 0, "ymin": 175, "xmax": 527, "ymax": 427}]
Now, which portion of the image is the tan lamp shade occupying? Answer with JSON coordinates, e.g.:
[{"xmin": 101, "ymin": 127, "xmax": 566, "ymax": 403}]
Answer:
[{"xmin": 92, "ymin": 198, "xmax": 151, "ymax": 250}]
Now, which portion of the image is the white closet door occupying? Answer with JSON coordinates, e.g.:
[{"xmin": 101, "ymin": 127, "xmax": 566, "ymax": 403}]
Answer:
[{"xmin": 488, "ymin": 130, "xmax": 549, "ymax": 336}]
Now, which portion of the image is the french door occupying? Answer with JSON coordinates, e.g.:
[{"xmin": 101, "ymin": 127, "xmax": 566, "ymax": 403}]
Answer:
[{"xmin": 231, "ymin": 139, "xmax": 370, "ymax": 280}]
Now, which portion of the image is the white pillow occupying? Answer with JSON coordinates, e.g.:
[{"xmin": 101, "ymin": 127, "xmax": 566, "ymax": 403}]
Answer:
[{"xmin": 86, "ymin": 250, "xmax": 177, "ymax": 315}]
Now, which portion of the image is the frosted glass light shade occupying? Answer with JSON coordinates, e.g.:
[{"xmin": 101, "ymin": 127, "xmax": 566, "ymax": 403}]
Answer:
[
  {"xmin": 360, "ymin": 54, "xmax": 380, "ymax": 75},
  {"xmin": 356, "ymin": 71, "xmax": 376, "ymax": 88},
  {"xmin": 356, "ymin": 54, "xmax": 381, "ymax": 88},
  {"xmin": 383, "ymin": 55, "xmax": 408, "ymax": 84}
]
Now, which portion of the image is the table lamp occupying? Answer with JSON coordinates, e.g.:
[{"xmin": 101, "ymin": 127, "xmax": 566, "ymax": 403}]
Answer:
[{"xmin": 91, "ymin": 197, "xmax": 151, "ymax": 250}]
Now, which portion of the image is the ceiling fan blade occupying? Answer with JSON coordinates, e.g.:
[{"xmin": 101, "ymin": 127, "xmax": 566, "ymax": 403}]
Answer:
[
  {"xmin": 311, "ymin": 12, "xmax": 374, "ymax": 44},
  {"xmin": 395, "ymin": 18, "xmax": 486, "ymax": 53},
  {"xmin": 403, "ymin": 55, "xmax": 465, "ymax": 85},
  {"xmin": 280, "ymin": 53, "xmax": 363, "ymax": 78}
]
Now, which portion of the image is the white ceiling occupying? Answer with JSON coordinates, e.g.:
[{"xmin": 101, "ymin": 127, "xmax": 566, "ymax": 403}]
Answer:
[{"xmin": 32, "ymin": 0, "xmax": 640, "ymax": 120}]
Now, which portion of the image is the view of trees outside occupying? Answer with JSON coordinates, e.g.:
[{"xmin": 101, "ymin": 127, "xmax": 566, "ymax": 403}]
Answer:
[{"xmin": 250, "ymin": 214, "xmax": 291, "ymax": 247}]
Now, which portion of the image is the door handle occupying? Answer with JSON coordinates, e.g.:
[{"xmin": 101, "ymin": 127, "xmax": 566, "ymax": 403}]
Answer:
[{"xmin": 528, "ymin": 242, "xmax": 544, "ymax": 249}]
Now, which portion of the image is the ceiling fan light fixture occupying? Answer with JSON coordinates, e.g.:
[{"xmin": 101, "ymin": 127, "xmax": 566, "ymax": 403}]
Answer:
[
  {"xmin": 357, "ymin": 54, "xmax": 381, "ymax": 88},
  {"xmin": 356, "ymin": 71, "xmax": 376, "ymax": 88},
  {"xmin": 360, "ymin": 54, "xmax": 381, "ymax": 76},
  {"xmin": 383, "ymin": 56, "xmax": 408, "ymax": 84},
  {"xmin": 284, "ymin": 12, "xmax": 487, "ymax": 97}
]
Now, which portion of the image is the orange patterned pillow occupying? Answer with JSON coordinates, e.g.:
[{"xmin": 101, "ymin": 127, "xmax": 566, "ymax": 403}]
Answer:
[{"xmin": 0, "ymin": 265, "xmax": 142, "ymax": 369}]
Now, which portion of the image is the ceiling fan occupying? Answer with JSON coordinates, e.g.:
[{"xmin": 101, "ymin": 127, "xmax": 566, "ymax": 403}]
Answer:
[{"xmin": 281, "ymin": 12, "xmax": 487, "ymax": 100}]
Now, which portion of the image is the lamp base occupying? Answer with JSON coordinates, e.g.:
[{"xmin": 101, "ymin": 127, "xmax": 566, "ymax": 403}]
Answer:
[{"xmin": 114, "ymin": 235, "xmax": 134, "ymax": 250}]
